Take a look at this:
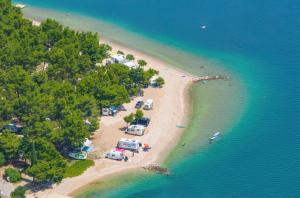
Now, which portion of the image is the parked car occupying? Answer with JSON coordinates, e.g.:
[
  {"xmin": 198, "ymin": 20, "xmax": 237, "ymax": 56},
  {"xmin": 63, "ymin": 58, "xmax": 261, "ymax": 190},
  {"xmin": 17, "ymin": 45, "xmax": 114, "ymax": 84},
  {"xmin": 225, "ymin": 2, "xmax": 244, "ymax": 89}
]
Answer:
[
  {"xmin": 143, "ymin": 99, "xmax": 153, "ymax": 110},
  {"xmin": 131, "ymin": 117, "xmax": 151, "ymax": 127},
  {"xmin": 119, "ymin": 105, "xmax": 127, "ymax": 111},
  {"xmin": 0, "ymin": 124, "xmax": 23, "ymax": 133},
  {"xmin": 137, "ymin": 89, "xmax": 144, "ymax": 97},
  {"xmin": 135, "ymin": 101, "xmax": 144, "ymax": 109},
  {"xmin": 101, "ymin": 106, "xmax": 119, "ymax": 116},
  {"xmin": 105, "ymin": 149, "xmax": 125, "ymax": 161},
  {"xmin": 125, "ymin": 125, "xmax": 145, "ymax": 136}
]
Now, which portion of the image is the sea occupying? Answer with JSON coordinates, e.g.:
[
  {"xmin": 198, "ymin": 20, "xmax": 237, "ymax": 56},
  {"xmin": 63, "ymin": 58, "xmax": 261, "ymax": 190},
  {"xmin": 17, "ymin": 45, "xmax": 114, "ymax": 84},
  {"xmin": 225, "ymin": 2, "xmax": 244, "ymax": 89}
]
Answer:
[{"xmin": 13, "ymin": 0, "xmax": 300, "ymax": 197}]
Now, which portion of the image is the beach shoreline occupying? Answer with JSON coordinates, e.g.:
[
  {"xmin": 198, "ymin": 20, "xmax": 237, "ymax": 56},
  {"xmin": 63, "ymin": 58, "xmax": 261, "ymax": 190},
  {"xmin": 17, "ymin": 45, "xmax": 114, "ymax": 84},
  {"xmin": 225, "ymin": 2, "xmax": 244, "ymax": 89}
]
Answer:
[{"xmin": 26, "ymin": 18, "xmax": 197, "ymax": 198}]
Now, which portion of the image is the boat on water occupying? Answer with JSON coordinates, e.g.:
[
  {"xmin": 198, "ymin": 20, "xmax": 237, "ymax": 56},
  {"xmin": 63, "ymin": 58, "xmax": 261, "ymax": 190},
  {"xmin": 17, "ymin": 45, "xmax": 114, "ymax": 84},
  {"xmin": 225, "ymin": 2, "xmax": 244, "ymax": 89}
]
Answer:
[{"xmin": 209, "ymin": 131, "xmax": 220, "ymax": 143}]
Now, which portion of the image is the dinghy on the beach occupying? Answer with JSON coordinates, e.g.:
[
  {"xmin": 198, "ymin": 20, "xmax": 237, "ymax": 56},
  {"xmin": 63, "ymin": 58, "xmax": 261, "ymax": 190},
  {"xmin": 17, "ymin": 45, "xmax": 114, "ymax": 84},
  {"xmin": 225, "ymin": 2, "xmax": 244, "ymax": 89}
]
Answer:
[
  {"xmin": 68, "ymin": 151, "xmax": 87, "ymax": 160},
  {"xmin": 209, "ymin": 131, "xmax": 220, "ymax": 143}
]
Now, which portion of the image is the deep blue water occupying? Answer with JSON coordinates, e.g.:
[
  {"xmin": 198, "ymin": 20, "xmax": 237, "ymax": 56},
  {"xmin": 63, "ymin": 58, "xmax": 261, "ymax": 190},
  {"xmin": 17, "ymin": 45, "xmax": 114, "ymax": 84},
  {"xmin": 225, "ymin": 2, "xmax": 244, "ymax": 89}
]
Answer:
[{"xmin": 16, "ymin": 0, "xmax": 300, "ymax": 197}]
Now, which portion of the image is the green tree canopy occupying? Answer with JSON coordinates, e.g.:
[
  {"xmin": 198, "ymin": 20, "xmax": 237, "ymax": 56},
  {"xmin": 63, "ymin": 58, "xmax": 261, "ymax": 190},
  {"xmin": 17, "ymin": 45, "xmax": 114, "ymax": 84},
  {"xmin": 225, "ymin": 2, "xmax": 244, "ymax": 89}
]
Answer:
[
  {"xmin": 124, "ymin": 113, "xmax": 134, "ymax": 126},
  {"xmin": 156, "ymin": 77, "xmax": 165, "ymax": 87},
  {"xmin": 26, "ymin": 138, "xmax": 66, "ymax": 183},
  {"xmin": 0, "ymin": 152, "xmax": 6, "ymax": 166},
  {"xmin": 117, "ymin": 50, "xmax": 124, "ymax": 55},
  {"xmin": 135, "ymin": 110, "xmax": 144, "ymax": 120},
  {"xmin": 11, "ymin": 186, "xmax": 27, "ymax": 198},
  {"xmin": 0, "ymin": 132, "xmax": 21, "ymax": 161},
  {"xmin": 0, "ymin": 0, "xmax": 157, "ymax": 185},
  {"xmin": 126, "ymin": 54, "xmax": 135, "ymax": 61},
  {"xmin": 137, "ymin": 59, "xmax": 147, "ymax": 67},
  {"xmin": 5, "ymin": 167, "xmax": 21, "ymax": 183}
]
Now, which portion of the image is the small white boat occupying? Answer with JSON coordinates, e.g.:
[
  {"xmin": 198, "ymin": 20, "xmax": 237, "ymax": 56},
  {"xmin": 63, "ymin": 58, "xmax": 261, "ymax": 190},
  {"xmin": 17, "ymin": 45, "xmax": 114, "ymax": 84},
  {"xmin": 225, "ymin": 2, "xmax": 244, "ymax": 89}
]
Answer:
[
  {"xmin": 201, "ymin": 25, "xmax": 207, "ymax": 30},
  {"xmin": 209, "ymin": 131, "xmax": 220, "ymax": 142},
  {"xmin": 68, "ymin": 151, "xmax": 87, "ymax": 160}
]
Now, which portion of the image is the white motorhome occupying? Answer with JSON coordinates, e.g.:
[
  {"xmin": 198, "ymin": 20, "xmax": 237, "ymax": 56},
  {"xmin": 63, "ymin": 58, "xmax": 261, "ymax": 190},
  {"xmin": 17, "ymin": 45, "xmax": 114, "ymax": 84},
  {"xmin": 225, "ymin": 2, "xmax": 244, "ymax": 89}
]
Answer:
[
  {"xmin": 143, "ymin": 99, "xmax": 154, "ymax": 110},
  {"xmin": 105, "ymin": 150, "xmax": 124, "ymax": 161},
  {"xmin": 125, "ymin": 125, "xmax": 145, "ymax": 136},
  {"xmin": 150, "ymin": 75, "xmax": 159, "ymax": 87},
  {"xmin": 109, "ymin": 54, "xmax": 127, "ymax": 64},
  {"xmin": 124, "ymin": 61, "xmax": 137, "ymax": 69},
  {"xmin": 117, "ymin": 138, "xmax": 140, "ymax": 152}
]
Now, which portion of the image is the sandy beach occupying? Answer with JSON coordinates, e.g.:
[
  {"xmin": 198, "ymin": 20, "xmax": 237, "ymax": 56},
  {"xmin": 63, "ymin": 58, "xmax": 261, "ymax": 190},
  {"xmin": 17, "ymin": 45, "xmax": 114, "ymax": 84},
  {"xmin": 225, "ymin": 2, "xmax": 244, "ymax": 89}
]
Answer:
[{"xmin": 26, "ymin": 20, "xmax": 196, "ymax": 198}]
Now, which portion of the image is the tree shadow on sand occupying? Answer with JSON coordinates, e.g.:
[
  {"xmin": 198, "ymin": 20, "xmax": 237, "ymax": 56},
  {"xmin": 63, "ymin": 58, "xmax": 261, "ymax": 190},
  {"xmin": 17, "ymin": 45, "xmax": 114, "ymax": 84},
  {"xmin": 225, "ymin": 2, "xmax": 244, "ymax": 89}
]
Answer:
[
  {"xmin": 119, "ymin": 126, "xmax": 127, "ymax": 131},
  {"xmin": 24, "ymin": 181, "xmax": 54, "ymax": 193}
]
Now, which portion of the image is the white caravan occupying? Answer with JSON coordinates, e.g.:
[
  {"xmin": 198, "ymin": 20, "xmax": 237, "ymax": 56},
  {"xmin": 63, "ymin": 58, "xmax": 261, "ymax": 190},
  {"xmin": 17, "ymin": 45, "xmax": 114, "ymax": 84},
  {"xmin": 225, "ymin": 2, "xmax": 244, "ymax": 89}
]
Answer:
[
  {"xmin": 125, "ymin": 125, "xmax": 145, "ymax": 136},
  {"xmin": 101, "ymin": 107, "xmax": 111, "ymax": 116},
  {"xmin": 143, "ymin": 99, "xmax": 153, "ymax": 110},
  {"xmin": 117, "ymin": 138, "xmax": 140, "ymax": 152},
  {"xmin": 105, "ymin": 150, "xmax": 124, "ymax": 161},
  {"xmin": 150, "ymin": 75, "xmax": 159, "ymax": 87},
  {"xmin": 109, "ymin": 54, "xmax": 127, "ymax": 64}
]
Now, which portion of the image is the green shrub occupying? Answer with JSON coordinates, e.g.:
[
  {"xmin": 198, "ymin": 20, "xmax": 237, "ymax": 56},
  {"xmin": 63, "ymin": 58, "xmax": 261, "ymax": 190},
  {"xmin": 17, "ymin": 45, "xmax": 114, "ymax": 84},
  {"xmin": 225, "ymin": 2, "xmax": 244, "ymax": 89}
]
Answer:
[
  {"xmin": 135, "ymin": 110, "xmax": 144, "ymax": 120},
  {"xmin": 63, "ymin": 159, "xmax": 94, "ymax": 178},
  {"xmin": 137, "ymin": 59, "xmax": 147, "ymax": 67},
  {"xmin": 126, "ymin": 54, "xmax": 135, "ymax": 61},
  {"xmin": 11, "ymin": 186, "xmax": 26, "ymax": 198},
  {"xmin": 124, "ymin": 113, "xmax": 134, "ymax": 126},
  {"xmin": 0, "ymin": 152, "xmax": 6, "ymax": 166},
  {"xmin": 4, "ymin": 168, "xmax": 21, "ymax": 183},
  {"xmin": 156, "ymin": 77, "xmax": 165, "ymax": 87},
  {"xmin": 117, "ymin": 50, "xmax": 124, "ymax": 55}
]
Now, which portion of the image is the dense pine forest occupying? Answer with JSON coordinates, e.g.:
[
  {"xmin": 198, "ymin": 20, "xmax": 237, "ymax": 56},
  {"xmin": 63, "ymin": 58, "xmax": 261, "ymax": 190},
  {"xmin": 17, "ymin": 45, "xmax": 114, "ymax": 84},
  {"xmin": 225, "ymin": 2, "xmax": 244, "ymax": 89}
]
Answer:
[{"xmin": 0, "ymin": 0, "xmax": 156, "ymax": 183}]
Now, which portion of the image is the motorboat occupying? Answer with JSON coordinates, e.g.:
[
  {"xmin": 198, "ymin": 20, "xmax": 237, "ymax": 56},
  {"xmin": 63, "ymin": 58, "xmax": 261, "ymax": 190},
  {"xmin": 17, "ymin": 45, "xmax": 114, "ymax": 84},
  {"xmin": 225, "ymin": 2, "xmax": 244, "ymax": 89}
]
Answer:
[{"xmin": 209, "ymin": 131, "xmax": 220, "ymax": 143}]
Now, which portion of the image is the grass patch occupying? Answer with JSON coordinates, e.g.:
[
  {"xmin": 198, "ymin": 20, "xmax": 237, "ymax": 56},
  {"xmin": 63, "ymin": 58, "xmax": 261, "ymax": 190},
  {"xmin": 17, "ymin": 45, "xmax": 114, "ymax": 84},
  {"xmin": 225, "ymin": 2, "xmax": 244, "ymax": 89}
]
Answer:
[{"xmin": 64, "ymin": 159, "xmax": 95, "ymax": 178}]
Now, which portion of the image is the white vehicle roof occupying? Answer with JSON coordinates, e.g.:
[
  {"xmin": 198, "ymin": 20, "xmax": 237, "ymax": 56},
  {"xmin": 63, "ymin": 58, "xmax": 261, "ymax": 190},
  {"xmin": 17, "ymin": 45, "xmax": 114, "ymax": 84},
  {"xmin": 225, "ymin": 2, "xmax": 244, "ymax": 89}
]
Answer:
[
  {"xmin": 108, "ymin": 150, "xmax": 123, "ymax": 154},
  {"xmin": 128, "ymin": 125, "xmax": 145, "ymax": 130},
  {"xmin": 83, "ymin": 138, "xmax": 92, "ymax": 147},
  {"xmin": 124, "ymin": 61, "xmax": 137, "ymax": 69},
  {"xmin": 110, "ymin": 54, "xmax": 127, "ymax": 63},
  {"xmin": 145, "ymin": 99, "xmax": 153, "ymax": 103},
  {"xmin": 119, "ymin": 138, "xmax": 140, "ymax": 143},
  {"xmin": 150, "ymin": 75, "xmax": 159, "ymax": 81}
]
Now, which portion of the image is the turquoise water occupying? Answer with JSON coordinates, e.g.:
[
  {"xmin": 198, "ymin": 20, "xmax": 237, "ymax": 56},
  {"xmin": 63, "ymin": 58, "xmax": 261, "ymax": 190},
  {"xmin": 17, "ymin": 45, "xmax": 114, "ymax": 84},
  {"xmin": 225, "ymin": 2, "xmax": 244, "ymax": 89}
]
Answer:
[{"xmin": 16, "ymin": 0, "xmax": 300, "ymax": 197}]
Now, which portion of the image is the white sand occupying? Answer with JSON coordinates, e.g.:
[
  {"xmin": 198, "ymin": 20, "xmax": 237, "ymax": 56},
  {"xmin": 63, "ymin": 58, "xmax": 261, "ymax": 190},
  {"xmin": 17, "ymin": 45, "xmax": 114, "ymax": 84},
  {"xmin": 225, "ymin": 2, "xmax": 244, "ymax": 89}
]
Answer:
[{"xmin": 27, "ymin": 20, "xmax": 196, "ymax": 198}]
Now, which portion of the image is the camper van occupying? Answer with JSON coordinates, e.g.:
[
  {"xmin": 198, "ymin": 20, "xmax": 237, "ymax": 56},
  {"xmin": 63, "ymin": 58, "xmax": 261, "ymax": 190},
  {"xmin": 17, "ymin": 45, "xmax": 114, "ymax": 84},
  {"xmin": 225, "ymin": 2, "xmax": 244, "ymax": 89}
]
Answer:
[
  {"xmin": 150, "ymin": 75, "xmax": 159, "ymax": 87},
  {"xmin": 101, "ymin": 107, "xmax": 111, "ymax": 116},
  {"xmin": 117, "ymin": 138, "xmax": 140, "ymax": 152},
  {"xmin": 125, "ymin": 125, "xmax": 145, "ymax": 136},
  {"xmin": 105, "ymin": 149, "xmax": 125, "ymax": 161},
  {"xmin": 143, "ymin": 99, "xmax": 153, "ymax": 110},
  {"xmin": 101, "ymin": 106, "xmax": 119, "ymax": 116}
]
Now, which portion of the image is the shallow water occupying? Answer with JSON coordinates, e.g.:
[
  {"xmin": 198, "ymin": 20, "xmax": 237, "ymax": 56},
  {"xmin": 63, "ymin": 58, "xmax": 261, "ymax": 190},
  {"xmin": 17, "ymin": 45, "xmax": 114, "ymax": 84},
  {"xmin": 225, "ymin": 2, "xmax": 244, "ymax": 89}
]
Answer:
[{"xmin": 16, "ymin": 0, "xmax": 300, "ymax": 197}]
